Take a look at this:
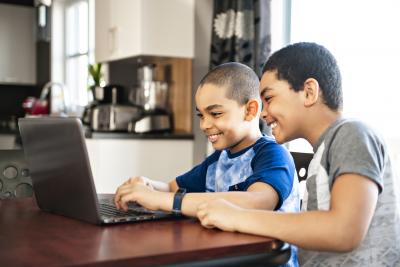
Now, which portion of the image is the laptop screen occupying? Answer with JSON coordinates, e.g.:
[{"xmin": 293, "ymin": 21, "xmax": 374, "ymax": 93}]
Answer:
[{"xmin": 19, "ymin": 117, "xmax": 101, "ymax": 224}]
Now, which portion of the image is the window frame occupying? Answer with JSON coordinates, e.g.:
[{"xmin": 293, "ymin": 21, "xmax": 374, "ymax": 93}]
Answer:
[{"xmin": 63, "ymin": 0, "xmax": 89, "ymax": 107}]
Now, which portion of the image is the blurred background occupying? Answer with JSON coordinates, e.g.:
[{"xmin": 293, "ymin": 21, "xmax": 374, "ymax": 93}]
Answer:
[{"xmin": 0, "ymin": 0, "xmax": 399, "ymax": 192}]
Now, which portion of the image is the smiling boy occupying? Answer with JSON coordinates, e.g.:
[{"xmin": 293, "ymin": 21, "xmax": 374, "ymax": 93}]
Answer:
[
  {"xmin": 114, "ymin": 62, "xmax": 300, "ymax": 266},
  {"xmin": 197, "ymin": 43, "xmax": 400, "ymax": 266}
]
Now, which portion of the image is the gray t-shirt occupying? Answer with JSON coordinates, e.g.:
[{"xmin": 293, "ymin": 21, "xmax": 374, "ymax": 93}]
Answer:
[{"xmin": 299, "ymin": 118, "xmax": 400, "ymax": 267}]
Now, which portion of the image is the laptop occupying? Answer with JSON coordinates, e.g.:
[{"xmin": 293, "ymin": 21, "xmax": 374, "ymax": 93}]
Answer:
[{"xmin": 18, "ymin": 117, "xmax": 177, "ymax": 225}]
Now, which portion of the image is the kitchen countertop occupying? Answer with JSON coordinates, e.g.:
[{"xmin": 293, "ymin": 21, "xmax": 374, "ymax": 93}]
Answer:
[
  {"xmin": 1, "ymin": 124, "xmax": 194, "ymax": 140},
  {"xmin": 84, "ymin": 128, "xmax": 194, "ymax": 140}
]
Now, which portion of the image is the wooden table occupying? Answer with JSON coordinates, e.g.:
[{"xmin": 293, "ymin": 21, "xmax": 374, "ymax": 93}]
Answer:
[{"xmin": 0, "ymin": 197, "xmax": 290, "ymax": 267}]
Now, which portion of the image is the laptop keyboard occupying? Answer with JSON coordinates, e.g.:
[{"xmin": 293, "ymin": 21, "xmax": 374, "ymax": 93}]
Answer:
[
  {"xmin": 98, "ymin": 198, "xmax": 156, "ymax": 217},
  {"xmin": 99, "ymin": 203, "xmax": 149, "ymax": 217},
  {"xmin": 97, "ymin": 197, "xmax": 176, "ymax": 224}
]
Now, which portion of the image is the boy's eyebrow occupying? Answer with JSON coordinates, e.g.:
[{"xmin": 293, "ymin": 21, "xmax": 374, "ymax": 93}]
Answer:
[
  {"xmin": 205, "ymin": 104, "xmax": 224, "ymax": 111},
  {"xmin": 195, "ymin": 104, "xmax": 223, "ymax": 112},
  {"xmin": 260, "ymin": 87, "xmax": 273, "ymax": 96}
]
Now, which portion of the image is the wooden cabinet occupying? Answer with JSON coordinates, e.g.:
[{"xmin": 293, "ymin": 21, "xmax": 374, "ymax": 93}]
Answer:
[
  {"xmin": 139, "ymin": 56, "xmax": 193, "ymax": 134},
  {"xmin": 85, "ymin": 138, "xmax": 193, "ymax": 193},
  {"xmin": 95, "ymin": 0, "xmax": 195, "ymax": 62}
]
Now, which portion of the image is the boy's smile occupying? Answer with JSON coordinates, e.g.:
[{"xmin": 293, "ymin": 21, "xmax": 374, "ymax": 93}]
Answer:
[
  {"xmin": 195, "ymin": 84, "xmax": 258, "ymax": 153},
  {"xmin": 207, "ymin": 132, "xmax": 222, "ymax": 143}
]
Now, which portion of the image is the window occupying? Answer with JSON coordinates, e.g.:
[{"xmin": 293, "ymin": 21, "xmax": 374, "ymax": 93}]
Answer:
[
  {"xmin": 65, "ymin": 0, "xmax": 89, "ymax": 109},
  {"xmin": 52, "ymin": 0, "xmax": 93, "ymax": 114},
  {"xmin": 277, "ymin": 0, "xmax": 400, "ymax": 158}
]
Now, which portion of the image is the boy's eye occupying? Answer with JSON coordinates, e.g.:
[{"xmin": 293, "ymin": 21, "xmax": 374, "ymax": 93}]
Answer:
[
  {"xmin": 196, "ymin": 113, "xmax": 203, "ymax": 118},
  {"xmin": 211, "ymin": 112, "xmax": 222, "ymax": 117},
  {"xmin": 264, "ymin": 96, "xmax": 272, "ymax": 103}
]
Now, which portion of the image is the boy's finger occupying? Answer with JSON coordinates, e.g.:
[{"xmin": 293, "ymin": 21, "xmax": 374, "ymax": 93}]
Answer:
[
  {"xmin": 114, "ymin": 188, "xmax": 131, "ymax": 208},
  {"xmin": 114, "ymin": 192, "xmax": 122, "ymax": 207},
  {"xmin": 200, "ymin": 217, "xmax": 214, "ymax": 229},
  {"xmin": 114, "ymin": 185, "xmax": 128, "ymax": 199},
  {"xmin": 119, "ymin": 197, "xmax": 129, "ymax": 211},
  {"xmin": 114, "ymin": 194, "xmax": 124, "ymax": 209},
  {"xmin": 120, "ymin": 193, "xmax": 137, "ymax": 211},
  {"xmin": 196, "ymin": 209, "xmax": 205, "ymax": 219}
]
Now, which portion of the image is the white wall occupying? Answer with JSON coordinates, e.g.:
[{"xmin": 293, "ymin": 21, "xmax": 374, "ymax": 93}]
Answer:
[
  {"xmin": 192, "ymin": 0, "xmax": 213, "ymax": 165},
  {"xmin": 290, "ymin": 0, "xmax": 400, "ymax": 175},
  {"xmin": 86, "ymin": 139, "xmax": 194, "ymax": 193},
  {"xmin": 0, "ymin": 4, "xmax": 36, "ymax": 84}
]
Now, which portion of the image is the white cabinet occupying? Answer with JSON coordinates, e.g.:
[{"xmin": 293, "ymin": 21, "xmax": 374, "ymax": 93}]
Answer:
[
  {"xmin": 95, "ymin": 0, "xmax": 195, "ymax": 62},
  {"xmin": 85, "ymin": 138, "xmax": 194, "ymax": 193},
  {"xmin": 0, "ymin": 4, "xmax": 35, "ymax": 84}
]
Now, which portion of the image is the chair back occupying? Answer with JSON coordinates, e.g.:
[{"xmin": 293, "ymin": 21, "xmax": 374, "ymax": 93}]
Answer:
[
  {"xmin": 0, "ymin": 149, "xmax": 33, "ymax": 199},
  {"xmin": 290, "ymin": 152, "xmax": 313, "ymax": 182}
]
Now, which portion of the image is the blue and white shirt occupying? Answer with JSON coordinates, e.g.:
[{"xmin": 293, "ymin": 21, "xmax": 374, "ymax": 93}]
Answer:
[
  {"xmin": 176, "ymin": 135, "xmax": 300, "ymax": 267},
  {"xmin": 176, "ymin": 135, "xmax": 299, "ymax": 212}
]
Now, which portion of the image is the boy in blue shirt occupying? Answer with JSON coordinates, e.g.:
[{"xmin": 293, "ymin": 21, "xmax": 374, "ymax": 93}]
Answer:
[
  {"xmin": 115, "ymin": 62, "xmax": 298, "ymax": 216},
  {"xmin": 115, "ymin": 62, "xmax": 300, "ymax": 266},
  {"xmin": 115, "ymin": 65, "xmax": 298, "ymax": 205}
]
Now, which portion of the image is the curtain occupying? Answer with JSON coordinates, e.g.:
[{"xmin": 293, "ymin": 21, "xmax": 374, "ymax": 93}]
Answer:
[
  {"xmin": 209, "ymin": 0, "xmax": 272, "ymax": 77},
  {"xmin": 210, "ymin": 0, "xmax": 272, "ymax": 135}
]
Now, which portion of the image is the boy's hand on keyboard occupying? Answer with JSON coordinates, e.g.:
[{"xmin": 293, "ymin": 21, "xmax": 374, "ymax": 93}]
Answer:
[
  {"xmin": 114, "ymin": 180, "xmax": 159, "ymax": 211},
  {"xmin": 122, "ymin": 176, "xmax": 154, "ymax": 190}
]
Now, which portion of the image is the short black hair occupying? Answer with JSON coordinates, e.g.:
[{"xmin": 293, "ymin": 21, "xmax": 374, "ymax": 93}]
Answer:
[
  {"xmin": 199, "ymin": 62, "xmax": 260, "ymax": 105},
  {"xmin": 262, "ymin": 42, "xmax": 343, "ymax": 110}
]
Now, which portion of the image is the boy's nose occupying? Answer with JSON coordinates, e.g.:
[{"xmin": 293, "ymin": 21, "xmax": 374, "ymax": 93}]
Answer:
[
  {"xmin": 200, "ymin": 118, "xmax": 212, "ymax": 131},
  {"xmin": 261, "ymin": 106, "xmax": 268, "ymax": 121}
]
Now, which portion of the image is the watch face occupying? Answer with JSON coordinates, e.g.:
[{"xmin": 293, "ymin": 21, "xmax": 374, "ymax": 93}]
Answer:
[{"xmin": 177, "ymin": 188, "xmax": 186, "ymax": 194}]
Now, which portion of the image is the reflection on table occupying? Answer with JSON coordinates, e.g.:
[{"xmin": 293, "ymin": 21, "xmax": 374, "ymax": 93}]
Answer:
[{"xmin": 0, "ymin": 197, "xmax": 290, "ymax": 267}]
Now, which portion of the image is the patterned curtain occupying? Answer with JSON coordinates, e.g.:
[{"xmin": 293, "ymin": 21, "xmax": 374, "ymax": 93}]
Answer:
[
  {"xmin": 210, "ymin": 0, "xmax": 272, "ymax": 135},
  {"xmin": 210, "ymin": 0, "xmax": 272, "ymax": 77}
]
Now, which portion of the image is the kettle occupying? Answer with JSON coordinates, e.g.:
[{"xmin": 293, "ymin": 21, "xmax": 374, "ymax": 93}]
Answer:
[{"xmin": 82, "ymin": 84, "xmax": 124, "ymax": 126}]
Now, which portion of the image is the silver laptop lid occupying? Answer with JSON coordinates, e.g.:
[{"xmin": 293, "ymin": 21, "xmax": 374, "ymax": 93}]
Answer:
[{"xmin": 19, "ymin": 117, "xmax": 102, "ymax": 224}]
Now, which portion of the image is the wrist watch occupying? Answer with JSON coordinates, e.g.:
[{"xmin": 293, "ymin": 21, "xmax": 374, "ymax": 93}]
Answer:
[{"xmin": 172, "ymin": 188, "xmax": 187, "ymax": 215}]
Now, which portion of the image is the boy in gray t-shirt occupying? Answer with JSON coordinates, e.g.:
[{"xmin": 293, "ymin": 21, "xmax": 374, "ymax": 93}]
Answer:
[
  {"xmin": 299, "ymin": 118, "xmax": 400, "ymax": 266},
  {"xmin": 197, "ymin": 42, "xmax": 400, "ymax": 267}
]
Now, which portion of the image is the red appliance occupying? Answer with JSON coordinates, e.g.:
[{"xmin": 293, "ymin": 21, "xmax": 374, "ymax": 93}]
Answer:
[{"xmin": 22, "ymin": 97, "xmax": 49, "ymax": 115}]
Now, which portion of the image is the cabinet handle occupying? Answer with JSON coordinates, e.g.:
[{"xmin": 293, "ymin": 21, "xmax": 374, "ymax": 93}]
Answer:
[{"xmin": 108, "ymin": 27, "xmax": 117, "ymax": 53}]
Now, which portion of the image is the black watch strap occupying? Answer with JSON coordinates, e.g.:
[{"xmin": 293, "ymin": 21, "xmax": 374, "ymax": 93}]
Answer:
[{"xmin": 172, "ymin": 188, "xmax": 186, "ymax": 215}]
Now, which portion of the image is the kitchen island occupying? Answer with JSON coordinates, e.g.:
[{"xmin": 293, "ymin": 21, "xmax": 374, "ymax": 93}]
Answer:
[{"xmin": 85, "ymin": 130, "xmax": 194, "ymax": 193}]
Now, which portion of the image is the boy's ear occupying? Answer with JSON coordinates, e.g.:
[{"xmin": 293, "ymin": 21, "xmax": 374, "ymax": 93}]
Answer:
[
  {"xmin": 244, "ymin": 99, "xmax": 259, "ymax": 121},
  {"xmin": 303, "ymin": 78, "xmax": 320, "ymax": 107}
]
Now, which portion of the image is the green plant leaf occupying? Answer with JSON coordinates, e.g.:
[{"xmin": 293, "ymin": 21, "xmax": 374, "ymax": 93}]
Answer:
[{"xmin": 88, "ymin": 63, "xmax": 103, "ymax": 86}]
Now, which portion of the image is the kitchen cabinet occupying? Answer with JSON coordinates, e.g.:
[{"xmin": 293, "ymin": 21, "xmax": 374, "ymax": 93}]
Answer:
[
  {"xmin": 85, "ymin": 138, "xmax": 193, "ymax": 193},
  {"xmin": 0, "ymin": 3, "xmax": 35, "ymax": 84},
  {"xmin": 95, "ymin": 0, "xmax": 195, "ymax": 62}
]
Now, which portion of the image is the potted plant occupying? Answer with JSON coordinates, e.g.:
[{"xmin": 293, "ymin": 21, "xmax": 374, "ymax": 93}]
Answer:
[{"xmin": 88, "ymin": 63, "xmax": 105, "ymax": 103}]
